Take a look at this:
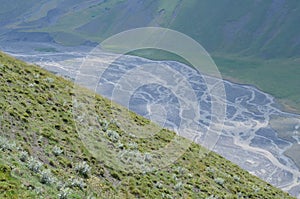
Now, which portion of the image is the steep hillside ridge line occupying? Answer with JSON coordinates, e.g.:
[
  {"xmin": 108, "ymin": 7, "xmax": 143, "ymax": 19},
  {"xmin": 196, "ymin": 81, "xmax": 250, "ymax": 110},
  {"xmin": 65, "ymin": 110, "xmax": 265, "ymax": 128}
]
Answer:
[{"xmin": 0, "ymin": 51, "xmax": 295, "ymax": 198}]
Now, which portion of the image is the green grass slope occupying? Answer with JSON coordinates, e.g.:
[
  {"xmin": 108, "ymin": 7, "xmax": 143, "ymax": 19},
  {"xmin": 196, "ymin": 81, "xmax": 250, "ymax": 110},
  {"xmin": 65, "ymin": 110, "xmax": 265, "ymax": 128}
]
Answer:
[{"xmin": 0, "ymin": 52, "xmax": 295, "ymax": 198}]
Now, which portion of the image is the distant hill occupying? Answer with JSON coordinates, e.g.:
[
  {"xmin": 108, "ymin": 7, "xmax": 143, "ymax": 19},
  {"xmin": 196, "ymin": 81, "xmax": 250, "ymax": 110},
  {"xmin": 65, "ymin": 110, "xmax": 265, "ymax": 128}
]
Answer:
[
  {"xmin": 0, "ymin": 0, "xmax": 299, "ymax": 113},
  {"xmin": 0, "ymin": 52, "xmax": 295, "ymax": 198},
  {"xmin": 1, "ymin": 0, "xmax": 300, "ymax": 59}
]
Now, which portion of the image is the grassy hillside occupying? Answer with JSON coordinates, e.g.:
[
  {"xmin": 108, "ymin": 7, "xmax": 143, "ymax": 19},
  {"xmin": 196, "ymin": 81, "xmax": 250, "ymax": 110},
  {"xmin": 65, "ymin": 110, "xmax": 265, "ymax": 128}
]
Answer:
[{"xmin": 0, "ymin": 53, "xmax": 295, "ymax": 198}]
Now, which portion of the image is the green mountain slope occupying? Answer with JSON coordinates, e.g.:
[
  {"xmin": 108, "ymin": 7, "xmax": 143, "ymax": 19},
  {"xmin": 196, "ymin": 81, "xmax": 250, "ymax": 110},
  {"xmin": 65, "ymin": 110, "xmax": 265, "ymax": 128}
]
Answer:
[
  {"xmin": 0, "ymin": 0, "xmax": 299, "ymax": 113},
  {"xmin": 0, "ymin": 53, "xmax": 295, "ymax": 198},
  {"xmin": 2, "ymin": 0, "xmax": 300, "ymax": 59}
]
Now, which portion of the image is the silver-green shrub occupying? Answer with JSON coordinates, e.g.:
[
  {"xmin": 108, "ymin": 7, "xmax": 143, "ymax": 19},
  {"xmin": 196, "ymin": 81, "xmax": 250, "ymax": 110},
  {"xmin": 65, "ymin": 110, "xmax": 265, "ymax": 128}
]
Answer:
[
  {"xmin": 27, "ymin": 157, "xmax": 43, "ymax": 173},
  {"xmin": 75, "ymin": 161, "xmax": 90, "ymax": 177},
  {"xmin": 52, "ymin": 146, "xmax": 64, "ymax": 156}
]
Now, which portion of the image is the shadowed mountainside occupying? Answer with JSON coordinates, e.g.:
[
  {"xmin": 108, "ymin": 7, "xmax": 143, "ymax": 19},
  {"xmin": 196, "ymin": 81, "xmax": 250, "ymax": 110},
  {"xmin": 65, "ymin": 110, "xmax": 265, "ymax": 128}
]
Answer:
[{"xmin": 1, "ymin": 0, "xmax": 300, "ymax": 59}]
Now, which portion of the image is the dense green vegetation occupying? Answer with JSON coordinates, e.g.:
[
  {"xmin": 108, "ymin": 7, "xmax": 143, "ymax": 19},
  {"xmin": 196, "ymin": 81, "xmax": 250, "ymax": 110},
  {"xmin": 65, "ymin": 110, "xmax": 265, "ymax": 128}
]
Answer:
[{"xmin": 0, "ymin": 52, "xmax": 295, "ymax": 198}]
